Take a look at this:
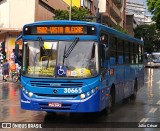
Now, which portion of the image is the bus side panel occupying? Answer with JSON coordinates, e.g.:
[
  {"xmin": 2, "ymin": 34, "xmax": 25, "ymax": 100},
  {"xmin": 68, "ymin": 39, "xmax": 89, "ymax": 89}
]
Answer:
[
  {"xmin": 116, "ymin": 65, "xmax": 125, "ymax": 100},
  {"xmin": 137, "ymin": 64, "xmax": 144, "ymax": 90},
  {"xmin": 108, "ymin": 64, "xmax": 143, "ymax": 103}
]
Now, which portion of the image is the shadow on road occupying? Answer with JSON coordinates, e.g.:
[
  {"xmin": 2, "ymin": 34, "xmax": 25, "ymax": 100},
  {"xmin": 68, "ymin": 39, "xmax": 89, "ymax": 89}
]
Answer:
[{"xmin": 43, "ymin": 112, "xmax": 107, "ymax": 128}]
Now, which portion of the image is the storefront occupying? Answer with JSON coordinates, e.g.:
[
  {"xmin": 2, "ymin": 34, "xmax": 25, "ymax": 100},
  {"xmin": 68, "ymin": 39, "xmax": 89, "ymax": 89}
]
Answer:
[{"xmin": 0, "ymin": 31, "xmax": 21, "ymax": 60}]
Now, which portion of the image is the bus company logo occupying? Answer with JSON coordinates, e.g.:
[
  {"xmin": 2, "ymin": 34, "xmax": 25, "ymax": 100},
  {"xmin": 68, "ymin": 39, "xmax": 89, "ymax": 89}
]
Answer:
[{"xmin": 53, "ymin": 89, "xmax": 58, "ymax": 94}]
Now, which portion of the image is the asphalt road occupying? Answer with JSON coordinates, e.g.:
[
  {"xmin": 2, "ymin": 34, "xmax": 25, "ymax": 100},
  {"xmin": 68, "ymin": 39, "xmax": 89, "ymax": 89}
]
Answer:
[{"xmin": 1, "ymin": 68, "xmax": 160, "ymax": 131}]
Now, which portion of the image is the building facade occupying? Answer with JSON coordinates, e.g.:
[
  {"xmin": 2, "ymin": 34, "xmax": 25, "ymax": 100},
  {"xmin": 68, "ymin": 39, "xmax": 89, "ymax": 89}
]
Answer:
[
  {"xmin": 125, "ymin": 0, "xmax": 154, "ymax": 36},
  {"xmin": 0, "ymin": 0, "xmax": 68, "ymax": 59},
  {"xmin": 98, "ymin": 0, "xmax": 126, "ymax": 29},
  {"xmin": 126, "ymin": 14, "xmax": 138, "ymax": 36},
  {"xmin": 144, "ymin": 15, "xmax": 154, "ymax": 25},
  {"xmin": 126, "ymin": 0, "xmax": 145, "ymax": 25}
]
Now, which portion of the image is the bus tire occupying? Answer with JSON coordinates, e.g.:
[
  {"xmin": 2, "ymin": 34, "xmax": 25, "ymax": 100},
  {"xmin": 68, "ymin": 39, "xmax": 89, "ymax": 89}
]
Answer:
[
  {"xmin": 130, "ymin": 80, "xmax": 137, "ymax": 100},
  {"xmin": 107, "ymin": 86, "xmax": 115, "ymax": 114},
  {"xmin": 101, "ymin": 86, "xmax": 115, "ymax": 115},
  {"xmin": 12, "ymin": 76, "xmax": 19, "ymax": 83}
]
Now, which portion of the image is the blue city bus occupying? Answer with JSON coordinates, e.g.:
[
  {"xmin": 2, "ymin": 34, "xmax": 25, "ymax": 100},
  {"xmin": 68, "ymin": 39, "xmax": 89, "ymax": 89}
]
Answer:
[{"xmin": 15, "ymin": 20, "xmax": 144, "ymax": 113}]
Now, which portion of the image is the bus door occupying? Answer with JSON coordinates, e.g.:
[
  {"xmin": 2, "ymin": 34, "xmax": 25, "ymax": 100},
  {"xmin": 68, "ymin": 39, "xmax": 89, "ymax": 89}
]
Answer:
[
  {"xmin": 100, "ymin": 32, "xmax": 109, "ymax": 82},
  {"xmin": 100, "ymin": 43, "xmax": 109, "ymax": 107}
]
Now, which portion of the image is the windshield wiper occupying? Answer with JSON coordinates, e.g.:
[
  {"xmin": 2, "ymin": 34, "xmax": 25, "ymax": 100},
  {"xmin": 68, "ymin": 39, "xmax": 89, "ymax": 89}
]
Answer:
[
  {"xmin": 63, "ymin": 37, "xmax": 79, "ymax": 58},
  {"xmin": 62, "ymin": 37, "xmax": 79, "ymax": 66}
]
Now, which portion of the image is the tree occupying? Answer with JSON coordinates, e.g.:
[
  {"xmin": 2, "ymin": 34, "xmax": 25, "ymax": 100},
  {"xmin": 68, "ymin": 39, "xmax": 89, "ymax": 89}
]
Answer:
[
  {"xmin": 54, "ymin": 6, "xmax": 89, "ymax": 21},
  {"xmin": 147, "ymin": 0, "xmax": 160, "ymax": 30},
  {"xmin": 134, "ymin": 24, "xmax": 160, "ymax": 53},
  {"xmin": 115, "ymin": 24, "xmax": 128, "ymax": 34}
]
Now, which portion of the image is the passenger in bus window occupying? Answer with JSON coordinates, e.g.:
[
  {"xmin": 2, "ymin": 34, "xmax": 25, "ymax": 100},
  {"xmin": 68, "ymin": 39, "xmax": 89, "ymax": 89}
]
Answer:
[{"xmin": 100, "ymin": 34, "xmax": 108, "ymax": 46}]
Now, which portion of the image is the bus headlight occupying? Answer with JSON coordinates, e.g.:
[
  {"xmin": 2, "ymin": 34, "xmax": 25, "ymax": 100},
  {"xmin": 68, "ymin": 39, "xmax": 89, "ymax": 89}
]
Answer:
[
  {"xmin": 80, "ymin": 87, "xmax": 98, "ymax": 99},
  {"xmin": 91, "ymin": 89, "xmax": 95, "ymax": 94},
  {"xmin": 86, "ymin": 91, "xmax": 90, "ymax": 96},
  {"xmin": 28, "ymin": 92, "xmax": 33, "ymax": 97},
  {"xmin": 25, "ymin": 90, "xmax": 28, "ymax": 94},
  {"xmin": 80, "ymin": 94, "xmax": 85, "ymax": 99}
]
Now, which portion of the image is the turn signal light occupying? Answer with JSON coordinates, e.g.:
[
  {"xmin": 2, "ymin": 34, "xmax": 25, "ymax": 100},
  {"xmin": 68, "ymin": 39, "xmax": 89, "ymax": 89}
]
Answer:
[{"xmin": 109, "ymin": 68, "xmax": 114, "ymax": 76}]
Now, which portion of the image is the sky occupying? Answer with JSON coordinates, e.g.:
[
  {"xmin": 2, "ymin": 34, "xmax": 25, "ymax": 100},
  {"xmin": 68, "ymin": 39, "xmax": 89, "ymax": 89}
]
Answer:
[{"xmin": 142, "ymin": 0, "xmax": 152, "ymax": 15}]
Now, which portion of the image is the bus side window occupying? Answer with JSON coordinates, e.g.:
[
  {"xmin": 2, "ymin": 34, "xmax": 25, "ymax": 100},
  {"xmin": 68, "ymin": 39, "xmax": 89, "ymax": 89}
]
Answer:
[
  {"xmin": 109, "ymin": 35, "xmax": 116, "ymax": 65},
  {"xmin": 139, "ymin": 45, "xmax": 142, "ymax": 63},
  {"xmin": 100, "ymin": 44, "xmax": 107, "ymax": 80},
  {"xmin": 100, "ymin": 32, "xmax": 109, "ymax": 65},
  {"xmin": 100, "ymin": 44, "xmax": 105, "ymax": 67},
  {"xmin": 100, "ymin": 33, "xmax": 108, "ymax": 46},
  {"xmin": 124, "ymin": 41, "xmax": 130, "ymax": 64},
  {"xmin": 117, "ymin": 38, "xmax": 124, "ymax": 64},
  {"xmin": 135, "ymin": 44, "xmax": 139, "ymax": 64},
  {"xmin": 129, "ymin": 42, "xmax": 133, "ymax": 64}
]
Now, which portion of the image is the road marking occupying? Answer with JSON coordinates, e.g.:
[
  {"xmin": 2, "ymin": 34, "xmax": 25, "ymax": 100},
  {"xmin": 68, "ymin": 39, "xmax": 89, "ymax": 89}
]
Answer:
[
  {"xmin": 156, "ymin": 100, "xmax": 160, "ymax": 105},
  {"xmin": 140, "ymin": 118, "xmax": 149, "ymax": 123},
  {"xmin": 149, "ymin": 108, "xmax": 157, "ymax": 113}
]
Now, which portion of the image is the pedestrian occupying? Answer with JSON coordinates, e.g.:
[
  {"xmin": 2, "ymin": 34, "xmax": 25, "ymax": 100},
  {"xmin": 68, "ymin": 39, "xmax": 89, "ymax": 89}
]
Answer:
[
  {"xmin": 2, "ymin": 59, "xmax": 10, "ymax": 81},
  {"xmin": 10, "ymin": 49, "xmax": 15, "ymax": 60},
  {"xmin": 9, "ymin": 59, "xmax": 16, "ymax": 80}
]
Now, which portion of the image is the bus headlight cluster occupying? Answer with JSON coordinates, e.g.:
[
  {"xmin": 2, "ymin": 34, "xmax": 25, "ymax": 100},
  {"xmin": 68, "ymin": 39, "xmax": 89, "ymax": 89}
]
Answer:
[
  {"xmin": 80, "ymin": 87, "xmax": 98, "ymax": 99},
  {"xmin": 28, "ymin": 92, "xmax": 34, "ymax": 97},
  {"xmin": 22, "ymin": 87, "xmax": 34, "ymax": 98}
]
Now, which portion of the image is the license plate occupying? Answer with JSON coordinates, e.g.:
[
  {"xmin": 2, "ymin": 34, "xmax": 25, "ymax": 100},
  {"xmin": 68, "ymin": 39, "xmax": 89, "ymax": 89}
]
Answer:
[{"xmin": 48, "ymin": 102, "xmax": 62, "ymax": 108}]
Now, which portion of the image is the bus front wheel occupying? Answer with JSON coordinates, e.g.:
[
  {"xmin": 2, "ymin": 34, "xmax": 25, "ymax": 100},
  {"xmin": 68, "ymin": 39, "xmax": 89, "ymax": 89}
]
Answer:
[
  {"xmin": 107, "ymin": 87, "xmax": 115, "ymax": 114},
  {"xmin": 101, "ymin": 86, "xmax": 115, "ymax": 115}
]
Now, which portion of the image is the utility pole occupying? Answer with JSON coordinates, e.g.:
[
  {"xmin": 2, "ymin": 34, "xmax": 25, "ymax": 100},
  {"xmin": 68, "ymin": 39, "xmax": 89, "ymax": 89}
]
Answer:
[{"xmin": 69, "ymin": 0, "xmax": 72, "ymax": 20}]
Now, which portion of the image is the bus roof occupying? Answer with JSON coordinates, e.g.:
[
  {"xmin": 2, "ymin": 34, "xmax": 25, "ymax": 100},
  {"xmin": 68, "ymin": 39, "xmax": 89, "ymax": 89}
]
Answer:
[{"xmin": 23, "ymin": 20, "xmax": 144, "ymax": 45}]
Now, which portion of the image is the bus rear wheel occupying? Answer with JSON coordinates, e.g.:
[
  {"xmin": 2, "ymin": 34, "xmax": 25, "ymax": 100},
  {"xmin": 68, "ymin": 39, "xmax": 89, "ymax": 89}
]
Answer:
[{"xmin": 130, "ymin": 80, "xmax": 137, "ymax": 100}]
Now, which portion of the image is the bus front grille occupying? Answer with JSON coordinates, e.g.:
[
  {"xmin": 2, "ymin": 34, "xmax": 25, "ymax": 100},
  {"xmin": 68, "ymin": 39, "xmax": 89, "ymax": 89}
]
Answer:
[
  {"xmin": 34, "ymin": 93, "xmax": 77, "ymax": 98},
  {"xmin": 29, "ymin": 81, "xmax": 83, "ymax": 88}
]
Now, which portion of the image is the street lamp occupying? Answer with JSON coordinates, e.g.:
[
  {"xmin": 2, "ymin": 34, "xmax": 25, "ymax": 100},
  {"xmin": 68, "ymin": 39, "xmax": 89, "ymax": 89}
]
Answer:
[{"xmin": 69, "ymin": 0, "xmax": 72, "ymax": 20}]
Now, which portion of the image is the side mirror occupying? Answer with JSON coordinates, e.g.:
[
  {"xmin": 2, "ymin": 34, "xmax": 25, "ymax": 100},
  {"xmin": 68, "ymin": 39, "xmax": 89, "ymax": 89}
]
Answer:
[
  {"xmin": 100, "ymin": 67, "xmax": 107, "ymax": 81},
  {"xmin": 15, "ymin": 35, "xmax": 22, "ymax": 66},
  {"xmin": 15, "ymin": 44, "xmax": 19, "ymax": 57}
]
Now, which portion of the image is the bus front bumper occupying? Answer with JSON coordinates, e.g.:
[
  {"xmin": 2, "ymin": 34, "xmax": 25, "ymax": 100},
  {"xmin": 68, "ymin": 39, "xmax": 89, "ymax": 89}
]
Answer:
[{"xmin": 20, "ymin": 89, "xmax": 103, "ymax": 113}]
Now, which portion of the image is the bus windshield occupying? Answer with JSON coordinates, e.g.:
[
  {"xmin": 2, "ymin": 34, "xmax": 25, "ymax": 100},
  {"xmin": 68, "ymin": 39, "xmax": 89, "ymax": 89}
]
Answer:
[
  {"xmin": 151, "ymin": 53, "xmax": 160, "ymax": 63},
  {"xmin": 22, "ymin": 40, "xmax": 99, "ymax": 78}
]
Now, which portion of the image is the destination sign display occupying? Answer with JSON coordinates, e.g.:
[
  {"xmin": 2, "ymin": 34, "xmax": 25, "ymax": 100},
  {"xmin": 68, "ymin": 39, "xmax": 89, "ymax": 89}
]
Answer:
[
  {"xmin": 37, "ymin": 26, "xmax": 84, "ymax": 34},
  {"xmin": 23, "ymin": 25, "xmax": 96, "ymax": 35}
]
